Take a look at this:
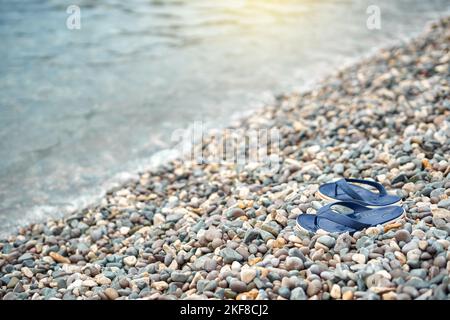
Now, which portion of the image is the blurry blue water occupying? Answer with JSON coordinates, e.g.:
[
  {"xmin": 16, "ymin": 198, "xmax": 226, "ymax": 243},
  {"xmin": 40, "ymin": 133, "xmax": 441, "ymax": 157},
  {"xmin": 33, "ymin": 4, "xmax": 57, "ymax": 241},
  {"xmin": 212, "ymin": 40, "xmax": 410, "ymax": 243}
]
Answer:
[{"xmin": 0, "ymin": 0, "xmax": 449, "ymax": 235}]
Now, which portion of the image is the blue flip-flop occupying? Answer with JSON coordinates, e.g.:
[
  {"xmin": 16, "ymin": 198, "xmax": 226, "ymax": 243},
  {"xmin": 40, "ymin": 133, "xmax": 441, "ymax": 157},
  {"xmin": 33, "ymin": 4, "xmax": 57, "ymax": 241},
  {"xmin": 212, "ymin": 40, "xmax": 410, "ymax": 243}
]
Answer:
[
  {"xmin": 296, "ymin": 201, "xmax": 405, "ymax": 234},
  {"xmin": 317, "ymin": 178, "xmax": 401, "ymax": 207}
]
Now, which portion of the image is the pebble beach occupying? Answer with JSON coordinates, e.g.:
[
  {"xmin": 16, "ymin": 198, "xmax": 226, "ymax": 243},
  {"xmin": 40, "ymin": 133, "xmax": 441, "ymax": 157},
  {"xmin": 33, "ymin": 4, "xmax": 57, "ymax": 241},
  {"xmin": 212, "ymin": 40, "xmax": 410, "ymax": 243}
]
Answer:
[{"xmin": 1, "ymin": 17, "xmax": 449, "ymax": 300}]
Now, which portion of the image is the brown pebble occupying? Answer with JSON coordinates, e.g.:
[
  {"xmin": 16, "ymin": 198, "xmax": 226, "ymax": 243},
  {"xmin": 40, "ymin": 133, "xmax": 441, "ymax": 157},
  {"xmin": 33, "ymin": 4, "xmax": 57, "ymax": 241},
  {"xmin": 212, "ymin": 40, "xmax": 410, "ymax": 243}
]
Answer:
[
  {"xmin": 104, "ymin": 288, "xmax": 119, "ymax": 300},
  {"xmin": 49, "ymin": 252, "xmax": 71, "ymax": 264},
  {"xmin": 384, "ymin": 222, "xmax": 402, "ymax": 233},
  {"xmin": 342, "ymin": 291, "xmax": 353, "ymax": 300}
]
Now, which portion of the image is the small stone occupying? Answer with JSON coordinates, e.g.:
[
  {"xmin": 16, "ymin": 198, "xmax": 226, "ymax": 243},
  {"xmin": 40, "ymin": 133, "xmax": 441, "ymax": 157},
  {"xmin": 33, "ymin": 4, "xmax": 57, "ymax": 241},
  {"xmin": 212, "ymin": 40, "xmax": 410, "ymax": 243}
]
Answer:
[
  {"xmin": 248, "ymin": 257, "xmax": 262, "ymax": 266},
  {"xmin": 18, "ymin": 253, "xmax": 33, "ymax": 262},
  {"xmin": 290, "ymin": 287, "xmax": 307, "ymax": 300},
  {"xmin": 382, "ymin": 291, "xmax": 397, "ymax": 300},
  {"xmin": 104, "ymin": 288, "xmax": 119, "ymax": 300},
  {"xmin": 259, "ymin": 229, "xmax": 275, "ymax": 242},
  {"xmin": 225, "ymin": 208, "xmax": 245, "ymax": 219},
  {"xmin": 95, "ymin": 274, "xmax": 112, "ymax": 285},
  {"xmin": 119, "ymin": 278, "xmax": 130, "ymax": 288},
  {"xmin": 211, "ymin": 238, "xmax": 223, "ymax": 249},
  {"xmin": 392, "ymin": 174, "xmax": 408, "ymax": 185},
  {"xmin": 366, "ymin": 227, "xmax": 381, "ymax": 237},
  {"xmin": 205, "ymin": 228, "xmax": 222, "ymax": 242},
  {"xmin": 171, "ymin": 271, "xmax": 189, "ymax": 283},
  {"xmin": 119, "ymin": 226, "xmax": 130, "ymax": 235},
  {"xmin": 152, "ymin": 281, "xmax": 168, "ymax": 291},
  {"xmin": 401, "ymin": 241, "xmax": 418, "ymax": 254},
  {"xmin": 278, "ymin": 286, "xmax": 291, "ymax": 299},
  {"xmin": 366, "ymin": 274, "xmax": 391, "ymax": 288},
  {"xmin": 82, "ymin": 279, "xmax": 98, "ymax": 287},
  {"xmin": 334, "ymin": 233, "xmax": 352, "ymax": 251},
  {"xmin": 153, "ymin": 213, "xmax": 165, "ymax": 226},
  {"xmin": 342, "ymin": 291, "xmax": 353, "ymax": 300},
  {"xmin": 261, "ymin": 221, "xmax": 281, "ymax": 237},
  {"xmin": 241, "ymin": 268, "xmax": 257, "ymax": 284},
  {"xmin": 307, "ymin": 279, "xmax": 322, "ymax": 296},
  {"xmin": 317, "ymin": 235, "xmax": 336, "ymax": 248},
  {"xmin": 288, "ymin": 235, "xmax": 302, "ymax": 244},
  {"xmin": 285, "ymin": 257, "xmax": 304, "ymax": 271},
  {"xmin": 330, "ymin": 284, "xmax": 341, "ymax": 299},
  {"xmin": 230, "ymin": 280, "xmax": 247, "ymax": 293},
  {"xmin": 49, "ymin": 252, "xmax": 71, "ymax": 264},
  {"xmin": 90, "ymin": 229, "xmax": 103, "ymax": 241},
  {"xmin": 437, "ymin": 199, "xmax": 450, "ymax": 209},
  {"xmin": 432, "ymin": 208, "xmax": 450, "ymax": 220},
  {"xmin": 274, "ymin": 212, "xmax": 288, "ymax": 226},
  {"xmin": 238, "ymin": 187, "xmax": 250, "ymax": 199},
  {"xmin": 333, "ymin": 163, "xmax": 344, "ymax": 174},
  {"xmin": 384, "ymin": 223, "xmax": 402, "ymax": 233},
  {"xmin": 394, "ymin": 230, "xmax": 411, "ymax": 243},
  {"xmin": 244, "ymin": 229, "xmax": 260, "ymax": 244},
  {"xmin": 220, "ymin": 248, "xmax": 243, "ymax": 263},
  {"xmin": 352, "ymin": 253, "xmax": 366, "ymax": 264},
  {"xmin": 7, "ymin": 277, "xmax": 19, "ymax": 289},
  {"xmin": 231, "ymin": 261, "xmax": 242, "ymax": 272},
  {"xmin": 123, "ymin": 256, "xmax": 137, "ymax": 267},
  {"xmin": 21, "ymin": 267, "xmax": 33, "ymax": 278},
  {"xmin": 2, "ymin": 292, "xmax": 17, "ymax": 300},
  {"xmin": 433, "ymin": 255, "xmax": 446, "ymax": 268}
]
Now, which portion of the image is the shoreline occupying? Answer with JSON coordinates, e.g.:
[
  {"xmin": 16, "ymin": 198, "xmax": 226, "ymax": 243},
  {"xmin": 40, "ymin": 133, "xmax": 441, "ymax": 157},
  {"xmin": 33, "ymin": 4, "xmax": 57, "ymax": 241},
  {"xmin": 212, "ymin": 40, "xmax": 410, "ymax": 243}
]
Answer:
[{"xmin": 0, "ymin": 16, "xmax": 449, "ymax": 300}]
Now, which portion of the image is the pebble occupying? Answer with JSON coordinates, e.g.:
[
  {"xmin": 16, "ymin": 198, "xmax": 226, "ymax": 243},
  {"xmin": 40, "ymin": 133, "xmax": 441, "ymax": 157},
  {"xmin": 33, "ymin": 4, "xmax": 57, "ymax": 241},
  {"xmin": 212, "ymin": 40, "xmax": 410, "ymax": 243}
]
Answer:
[
  {"xmin": 244, "ymin": 229, "xmax": 260, "ymax": 244},
  {"xmin": 260, "ymin": 221, "xmax": 281, "ymax": 236},
  {"xmin": 152, "ymin": 281, "xmax": 169, "ymax": 291},
  {"xmin": 317, "ymin": 235, "xmax": 336, "ymax": 248},
  {"xmin": 437, "ymin": 199, "xmax": 450, "ymax": 209},
  {"xmin": 230, "ymin": 280, "xmax": 247, "ymax": 293},
  {"xmin": 290, "ymin": 288, "xmax": 307, "ymax": 300},
  {"xmin": 220, "ymin": 248, "xmax": 243, "ymax": 263},
  {"xmin": 49, "ymin": 252, "xmax": 71, "ymax": 264},
  {"xmin": 82, "ymin": 279, "xmax": 97, "ymax": 287},
  {"xmin": 342, "ymin": 291, "xmax": 354, "ymax": 300},
  {"xmin": 306, "ymin": 279, "xmax": 322, "ymax": 296},
  {"xmin": 104, "ymin": 288, "xmax": 119, "ymax": 300},
  {"xmin": 123, "ymin": 256, "xmax": 137, "ymax": 267},
  {"xmin": 18, "ymin": 253, "xmax": 33, "ymax": 262},
  {"xmin": 352, "ymin": 253, "xmax": 366, "ymax": 264},
  {"xmin": 285, "ymin": 257, "xmax": 304, "ymax": 271},
  {"xmin": 330, "ymin": 284, "xmax": 341, "ymax": 299},
  {"xmin": 334, "ymin": 233, "xmax": 352, "ymax": 252},
  {"xmin": 278, "ymin": 286, "xmax": 291, "ymax": 299},
  {"xmin": 395, "ymin": 230, "xmax": 411, "ymax": 243},
  {"xmin": 171, "ymin": 271, "xmax": 189, "ymax": 283},
  {"xmin": 21, "ymin": 267, "xmax": 33, "ymax": 278},
  {"xmin": 241, "ymin": 268, "xmax": 257, "ymax": 284},
  {"xmin": 225, "ymin": 208, "xmax": 245, "ymax": 219},
  {"xmin": 95, "ymin": 274, "xmax": 112, "ymax": 285},
  {"xmin": 402, "ymin": 241, "xmax": 418, "ymax": 254},
  {"xmin": 153, "ymin": 213, "xmax": 165, "ymax": 226}
]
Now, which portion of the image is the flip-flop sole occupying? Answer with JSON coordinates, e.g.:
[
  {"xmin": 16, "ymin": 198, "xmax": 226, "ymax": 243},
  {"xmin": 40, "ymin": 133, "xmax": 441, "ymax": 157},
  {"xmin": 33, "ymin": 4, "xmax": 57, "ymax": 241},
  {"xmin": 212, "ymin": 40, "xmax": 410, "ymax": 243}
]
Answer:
[
  {"xmin": 295, "ymin": 207, "xmax": 406, "ymax": 235},
  {"xmin": 316, "ymin": 190, "xmax": 403, "ymax": 208}
]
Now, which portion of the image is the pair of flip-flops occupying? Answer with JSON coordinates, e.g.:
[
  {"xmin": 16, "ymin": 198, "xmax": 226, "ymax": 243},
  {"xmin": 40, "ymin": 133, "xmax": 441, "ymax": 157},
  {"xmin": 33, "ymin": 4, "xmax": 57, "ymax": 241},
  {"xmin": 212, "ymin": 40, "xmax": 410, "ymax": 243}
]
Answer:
[{"xmin": 296, "ymin": 178, "xmax": 405, "ymax": 234}]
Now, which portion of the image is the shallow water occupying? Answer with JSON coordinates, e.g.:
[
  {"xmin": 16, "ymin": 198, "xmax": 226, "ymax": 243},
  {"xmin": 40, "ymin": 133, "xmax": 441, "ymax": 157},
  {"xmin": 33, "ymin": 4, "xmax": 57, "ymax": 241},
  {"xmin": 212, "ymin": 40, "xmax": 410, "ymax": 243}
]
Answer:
[{"xmin": 0, "ymin": 0, "xmax": 449, "ymax": 235}]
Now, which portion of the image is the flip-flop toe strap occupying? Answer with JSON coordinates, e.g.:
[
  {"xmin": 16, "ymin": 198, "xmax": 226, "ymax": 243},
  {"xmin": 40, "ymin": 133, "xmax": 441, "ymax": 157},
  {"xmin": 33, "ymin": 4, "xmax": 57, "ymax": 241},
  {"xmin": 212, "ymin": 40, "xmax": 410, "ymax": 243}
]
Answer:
[
  {"xmin": 345, "ymin": 178, "xmax": 387, "ymax": 196},
  {"xmin": 334, "ymin": 178, "xmax": 387, "ymax": 201},
  {"xmin": 315, "ymin": 209, "xmax": 371, "ymax": 230},
  {"xmin": 335, "ymin": 179, "xmax": 365, "ymax": 201}
]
